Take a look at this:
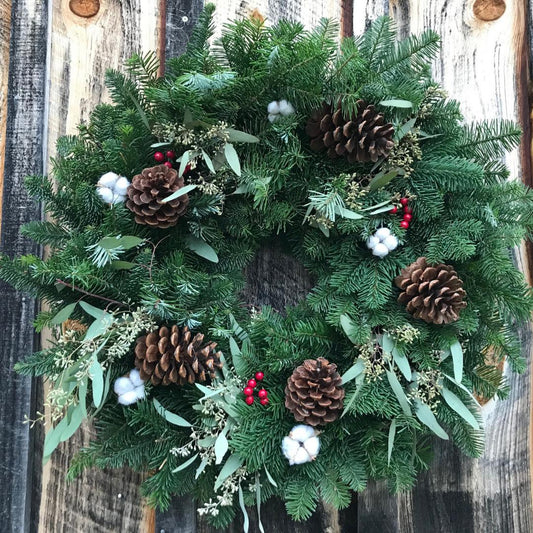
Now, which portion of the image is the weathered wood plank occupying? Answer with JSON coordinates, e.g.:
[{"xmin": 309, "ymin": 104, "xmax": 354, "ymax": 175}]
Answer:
[
  {"xmin": 0, "ymin": 1, "xmax": 48, "ymax": 532},
  {"xmin": 38, "ymin": 1, "xmax": 160, "ymax": 532},
  {"xmin": 355, "ymin": 1, "xmax": 533, "ymax": 531}
]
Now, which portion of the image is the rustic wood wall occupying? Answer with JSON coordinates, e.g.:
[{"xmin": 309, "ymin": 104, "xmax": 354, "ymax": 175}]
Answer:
[{"xmin": 1, "ymin": 0, "xmax": 532, "ymax": 532}]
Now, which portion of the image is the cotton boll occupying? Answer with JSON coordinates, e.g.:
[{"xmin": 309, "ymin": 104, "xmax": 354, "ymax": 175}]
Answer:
[
  {"xmin": 268, "ymin": 113, "xmax": 279, "ymax": 123},
  {"xmin": 282, "ymin": 436, "xmax": 300, "ymax": 462},
  {"xmin": 113, "ymin": 176, "xmax": 130, "ymax": 195},
  {"xmin": 134, "ymin": 385, "xmax": 146, "ymax": 400},
  {"xmin": 118, "ymin": 390, "xmax": 138, "ymax": 406},
  {"xmin": 292, "ymin": 447, "xmax": 312, "ymax": 465},
  {"xmin": 290, "ymin": 424, "xmax": 316, "ymax": 443},
  {"xmin": 372, "ymin": 242, "xmax": 389, "ymax": 258},
  {"xmin": 303, "ymin": 436, "xmax": 320, "ymax": 458},
  {"xmin": 98, "ymin": 171, "xmax": 119, "ymax": 188},
  {"xmin": 366, "ymin": 235, "xmax": 380, "ymax": 249},
  {"xmin": 267, "ymin": 101, "xmax": 280, "ymax": 114},
  {"xmin": 114, "ymin": 377, "xmax": 134, "ymax": 395},
  {"xmin": 129, "ymin": 368, "xmax": 144, "ymax": 387},
  {"xmin": 383, "ymin": 235, "xmax": 398, "ymax": 251},
  {"xmin": 374, "ymin": 227, "xmax": 391, "ymax": 241},
  {"xmin": 278, "ymin": 100, "xmax": 295, "ymax": 116},
  {"xmin": 111, "ymin": 193, "xmax": 124, "ymax": 204},
  {"xmin": 97, "ymin": 187, "xmax": 115, "ymax": 204}
]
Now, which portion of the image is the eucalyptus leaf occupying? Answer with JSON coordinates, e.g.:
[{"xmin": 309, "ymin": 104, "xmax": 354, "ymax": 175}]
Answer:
[
  {"xmin": 79, "ymin": 301, "xmax": 106, "ymax": 319},
  {"xmin": 153, "ymin": 398, "xmax": 192, "ymax": 427},
  {"xmin": 162, "ymin": 183, "xmax": 197, "ymax": 203},
  {"xmin": 226, "ymin": 128, "xmax": 260, "ymax": 143},
  {"xmin": 201, "ymin": 149, "xmax": 216, "ymax": 174},
  {"xmin": 369, "ymin": 205, "xmax": 395, "ymax": 215},
  {"xmin": 88, "ymin": 356, "xmax": 104, "ymax": 408},
  {"xmin": 83, "ymin": 313, "xmax": 113, "ymax": 341},
  {"xmin": 214, "ymin": 428, "xmax": 229, "ymax": 464},
  {"xmin": 195, "ymin": 456, "xmax": 210, "ymax": 479},
  {"xmin": 60, "ymin": 403, "xmax": 85, "ymax": 442},
  {"xmin": 386, "ymin": 370, "xmax": 411, "ymax": 416},
  {"xmin": 214, "ymin": 454, "xmax": 243, "ymax": 491},
  {"xmin": 381, "ymin": 333, "xmax": 394, "ymax": 354},
  {"xmin": 380, "ymin": 99, "xmax": 413, "ymax": 108},
  {"xmin": 239, "ymin": 485, "xmax": 250, "ymax": 533},
  {"xmin": 98, "ymin": 236, "xmax": 143, "ymax": 250},
  {"xmin": 51, "ymin": 302, "xmax": 77, "ymax": 325},
  {"xmin": 414, "ymin": 398, "xmax": 449, "ymax": 440},
  {"xmin": 78, "ymin": 378, "xmax": 88, "ymax": 418},
  {"xmin": 392, "ymin": 350, "xmax": 412, "ymax": 381},
  {"xmin": 388, "ymin": 419, "xmax": 397, "ymax": 466},
  {"xmin": 224, "ymin": 143, "xmax": 241, "ymax": 176},
  {"xmin": 150, "ymin": 142, "xmax": 171, "ymax": 148},
  {"xmin": 172, "ymin": 453, "xmax": 199, "ymax": 473},
  {"xmin": 397, "ymin": 117, "xmax": 417, "ymax": 140},
  {"xmin": 369, "ymin": 169, "xmax": 399, "ymax": 191},
  {"xmin": 43, "ymin": 415, "xmax": 69, "ymax": 463},
  {"xmin": 111, "ymin": 261, "xmax": 136, "ymax": 270},
  {"xmin": 178, "ymin": 150, "xmax": 191, "ymax": 177},
  {"xmin": 442, "ymin": 387, "xmax": 479, "ymax": 429},
  {"xmin": 229, "ymin": 337, "xmax": 247, "ymax": 377},
  {"xmin": 185, "ymin": 236, "xmax": 219, "ymax": 263},
  {"xmin": 444, "ymin": 374, "xmax": 482, "ymax": 408},
  {"xmin": 450, "ymin": 339, "xmax": 463, "ymax": 383},
  {"xmin": 340, "ymin": 314, "xmax": 358, "ymax": 344},
  {"xmin": 196, "ymin": 383, "xmax": 225, "ymax": 400},
  {"xmin": 264, "ymin": 465, "xmax": 278, "ymax": 488},
  {"xmin": 341, "ymin": 359, "xmax": 365, "ymax": 384},
  {"xmin": 256, "ymin": 474, "xmax": 265, "ymax": 533},
  {"xmin": 336, "ymin": 206, "xmax": 364, "ymax": 219}
]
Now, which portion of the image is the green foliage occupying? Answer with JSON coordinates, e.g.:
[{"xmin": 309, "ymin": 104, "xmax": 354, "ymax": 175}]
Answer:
[{"xmin": 3, "ymin": 7, "xmax": 532, "ymax": 524}]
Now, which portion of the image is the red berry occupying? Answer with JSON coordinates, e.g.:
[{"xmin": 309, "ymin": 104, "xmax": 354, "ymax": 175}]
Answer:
[
  {"xmin": 390, "ymin": 206, "xmax": 398, "ymax": 214},
  {"xmin": 400, "ymin": 220, "xmax": 410, "ymax": 229},
  {"xmin": 164, "ymin": 161, "xmax": 172, "ymax": 168},
  {"xmin": 247, "ymin": 379, "xmax": 257, "ymax": 388},
  {"xmin": 400, "ymin": 197, "xmax": 409, "ymax": 206},
  {"xmin": 166, "ymin": 150, "xmax": 176, "ymax": 159},
  {"xmin": 154, "ymin": 152, "xmax": 165, "ymax": 162},
  {"xmin": 243, "ymin": 387, "xmax": 254, "ymax": 396},
  {"xmin": 255, "ymin": 371, "xmax": 264, "ymax": 381},
  {"xmin": 258, "ymin": 389, "xmax": 268, "ymax": 399},
  {"xmin": 245, "ymin": 396, "xmax": 254, "ymax": 405},
  {"xmin": 260, "ymin": 398, "xmax": 269, "ymax": 406},
  {"xmin": 403, "ymin": 213, "xmax": 412, "ymax": 222},
  {"xmin": 184, "ymin": 163, "xmax": 192, "ymax": 174},
  {"xmin": 404, "ymin": 206, "xmax": 413, "ymax": 214}
]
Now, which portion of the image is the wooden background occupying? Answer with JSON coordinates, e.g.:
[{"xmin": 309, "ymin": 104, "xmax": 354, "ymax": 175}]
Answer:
[{"xmin": 1, "ymin": 0, "xmax": 532, "ymax": 531}]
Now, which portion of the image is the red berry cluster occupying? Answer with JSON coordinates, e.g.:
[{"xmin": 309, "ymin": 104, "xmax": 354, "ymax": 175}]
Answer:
[
  {"xmin": 154, "ymin": 150, "xmax": 176, "ymax": 169},
  {"xmin": 390, "ymin": 197, "xmax": 413, "ymax": 229},
  {"xmin": 243, "ymin": 372, "xmax": 268, "ymax": 406}
]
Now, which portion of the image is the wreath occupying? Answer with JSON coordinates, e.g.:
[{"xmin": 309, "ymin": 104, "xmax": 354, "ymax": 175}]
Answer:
[{"xmin": 5, "ymin": 6, "xmax": 533, "ymax": 528}]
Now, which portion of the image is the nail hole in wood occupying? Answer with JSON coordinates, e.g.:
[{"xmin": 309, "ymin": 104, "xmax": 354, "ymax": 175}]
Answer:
[
  {"xmin": 69, "ymin": 0, "xmax": 100, "ymax": 18},
  {"xmin": 473, "ymin": 0, "xmax": 506, "ymax": 21}
]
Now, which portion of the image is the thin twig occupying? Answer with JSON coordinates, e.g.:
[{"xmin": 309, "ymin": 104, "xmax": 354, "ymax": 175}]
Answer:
[{"xmin": 55, "ymin": 279, "xmax": 129, "ymax": 309}]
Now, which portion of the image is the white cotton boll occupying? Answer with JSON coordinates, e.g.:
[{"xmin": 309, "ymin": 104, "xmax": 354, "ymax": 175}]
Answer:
[
  {"xmin": 98, "ymin": 171, "xmax": 119, "ymax": 188},
  {"xmin": 114, "ymin": 377, "xmax": 134, "ymax": 395},
  {"xmin": 366, "ymin": 236, "xmax": 379, "ymax": 249},
  {"xmin": 134, "ymin": 385, "xmax": 146, "ymax": 400},
  {"xmin": 372, "ymin": 242, "xmax": 389, "ymax": 258},
  {"xmin": 374, "ymin": 227, "xmax": 391, "ymax": 241},
  {"xmin": 129, "ymin": 368, "xmax": 144, "ymax": 387},
  {"xmin": 113, "ymin": 176, "xmax": 130, "ymax": 195},
  {"xmin": 290, "ymin": 424, "xmax": 316, "ymax": 443},
  {"xmin": 267, "ymin": 101, "xmax": 280, "ymax": 114},
  {"xmin": 278, "ymin": 100, "xmax": 295, "ymax": 116},
  {"xmin": 383, "ymin": 235, "xmax": 398, "ymax": 251},
  {"xmin": 118, "ymin": 390, "xmax": 138, "ymax": 406},
  {"xmin": 268, "ymin": 113, "xmax": 278, "ymax": 123},
  {"xmin": 111, "ymin": 193, "xmax": 124, "ymax": 204},
  {"xmin": 292, "ymin": 447, "xmax": 312, "ymax": 465},
  {"xmin": 97, "ymin": 187, "xmax": 115, "ymax": 204},
  {"xmin": 282, "ymin": 436, "xmax": 300, "ymax": 462},
  {"xmin": 303, "ymin": 436, "xmax": 320, "ymax": 458}
]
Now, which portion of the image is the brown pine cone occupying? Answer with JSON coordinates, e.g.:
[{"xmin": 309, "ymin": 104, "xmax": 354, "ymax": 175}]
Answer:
[
  {"xmin": 285, "ymin": 357, "xmax": 345, "ymax": 426},
  {"xmin": 134, "ymin": 325, "xmax": 223, "ymax": 386},
  {"xmin": 126, "ymin": 165, "xmax": 189, "ymax": 229},
  {"xmin": 306, "ymin": 99, "xmax": 395, "ymax": 163},
  {"xmin": 395, "ymin": 257, "xmax": 467, "ymax": 324}
]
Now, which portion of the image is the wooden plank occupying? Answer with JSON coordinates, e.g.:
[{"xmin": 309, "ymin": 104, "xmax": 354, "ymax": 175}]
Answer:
[
  {"xmin": 355, "ymin": 2, "xmax": 533, "ymax": 531},
  {"xmin": 0, "ymin": 1, "xmax": 48, "ymax": 532},
  {"xmin": 38, "ymin": 2, "xmax": 160, "ymax": 532}
]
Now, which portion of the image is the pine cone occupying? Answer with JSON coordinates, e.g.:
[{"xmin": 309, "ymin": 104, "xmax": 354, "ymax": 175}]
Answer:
[
  {"xmin": 126, "ymin": 165, "xmax": 189, "ymax": 229},
  {"xmin": 285, "ymin": 357, "xmax": 345, "ymax": 426},
  {"xmin": 395, "ymin": 257, "xmax": 467, "ymax": 324},
  {"xmin": 306, "ymin": 100, "xmax": 395, "ymax": 163},
  {"xmin": 134, "ymin": 325, "xmax": 223, "ymax": 386}
]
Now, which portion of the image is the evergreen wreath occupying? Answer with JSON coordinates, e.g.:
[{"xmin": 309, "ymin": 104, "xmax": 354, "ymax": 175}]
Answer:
[{"xmin": 4, "ymin": 6, "xmax": 533, "ymax": 528}]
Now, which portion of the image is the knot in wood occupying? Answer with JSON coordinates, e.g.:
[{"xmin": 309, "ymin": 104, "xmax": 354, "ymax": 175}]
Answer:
[
  {"xmin": 69, "ymin": 0, "xmax": 100, "ymax": 18},
  {"xmin": 473, "ymin": 0, "xmax": 506, "ymax": 22}
]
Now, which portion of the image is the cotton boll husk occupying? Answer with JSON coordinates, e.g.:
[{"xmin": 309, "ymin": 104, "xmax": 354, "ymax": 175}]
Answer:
[
  {"xmin": 118, "ymin": 390, "xmax": 138, "ymax": 405},
  {"xmin": 383, "ymin": 235, "xmax": 398, "ymax": 251},
  {"xmin": 366, "ymin": 235, "xmax": 380, "ymax": 249},
  {"xmin": 303, "ymin": 436, "xmax": 320, "ymax": 458},
  {"xmin": 113, "ymin": 176, "xmax": 130, "ymax": 195},
  {"xmin": 282, "ymin": 436, "xmax": 300, "ymax": 462},
  {"xmin": 293, "ymin": 447, "xmax": 312, "ymax": 465},
  {"xmin": 290, "ymin": 424, "xmax": 315, "ymax": 442},
  {"xmin": 372, "ymin": 242, "xmax": 389, "ymax": 258},
  {"xmin": 114, "ymin": 376, "xmax": 134, "ymax": 395},
  {"xmin": 278, "ymin": 100, "xmax": 294, "ymax": 115},
  {"xmin": 97, "ymin": 187, "xmax": 115, "ymax": 204},
  {"xmin": 267, "ymin": 101, "xmax": 280, "ymax": 114},
  {"xmin": 98, "ymin": 171, "xmax": 119, "ymax": 188},
  {"xmin": 374, "ymin": 227, "xmax": 391, "ymax": 241},
  {"xmin": 134, "ymin": 385, "xmax": 146, "ymax": 400},
  {"xmin": 129, "ymin": 368, "xmax": 144, "ymax": 387}
]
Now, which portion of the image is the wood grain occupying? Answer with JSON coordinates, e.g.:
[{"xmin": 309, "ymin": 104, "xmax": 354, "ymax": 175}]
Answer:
[
  {"xmin": 0, "ymin": 1, "xmax": 47, "ymax": 532},
  {"xmin": 38, "ymin": 1, "xmax": 160, "ymax": 532}
]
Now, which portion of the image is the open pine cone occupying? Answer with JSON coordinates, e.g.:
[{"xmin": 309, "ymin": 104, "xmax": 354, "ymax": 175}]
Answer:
[
  {"xmin": 134, "ymin": 325, "xmax": 223, "ymax": 386},
  {"xmin": 285, "ymin": 357, "xmax": 345, "ymax": 426},
  {"xmin": 305, "ymin": 99, "xmax": 394, "ymax": 163},
  {"xmin": 395, "ymin": 257, "xmax": 467, "ymax": 324},
  {"xmin": 126, "ymin": 165, "xmax": 189, "ymax": 229}
]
